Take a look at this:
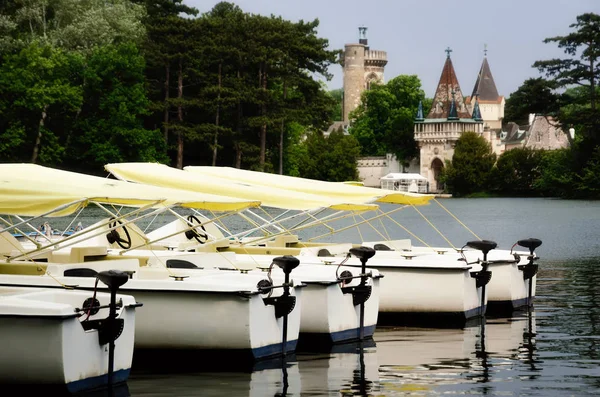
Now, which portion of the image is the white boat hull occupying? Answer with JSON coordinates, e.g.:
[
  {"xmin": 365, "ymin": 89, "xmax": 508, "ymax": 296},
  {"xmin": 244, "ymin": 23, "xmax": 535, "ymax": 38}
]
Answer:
[
  {"xmin": 234, "ymin": 255, "xmax": 381, "ymax": 345},
  {"xmin": 129, "ymin": 287, "xmax": 301, "ymax": 358},
  {"xmin": 0, "ymin": 259, "xmax": 302, "ymax": 361},
  {"xmin": 468, "ymin": 249, "xmax": 536, "ymax": 312},
  {"xmin": 305, "ymin": 250, "xmax": 485, "ymax": 325},
  {"xmin": 0, "ymin": 287, "xmax": 137, "ymax": 393},
  {"xmin": 364, "ymin": 240, "xmax": 538, "ymax": 314}
]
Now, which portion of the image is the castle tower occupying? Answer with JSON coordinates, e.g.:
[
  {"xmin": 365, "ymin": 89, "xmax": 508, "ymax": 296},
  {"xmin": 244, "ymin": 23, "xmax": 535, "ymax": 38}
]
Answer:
[
  {"xmin": 414, "ymin": 48, "xmax": 484, "ymax": 193},
  {"xmin": 342, "ymin": 27, "xmax": 388, "ymax": 124},
  {"xmin": 465, "ymin": 47, "xmax": 505, "ymax": 153},
  {"xmin": 466, "ymin": 49, "xmax": 504, "ymax": 130}
]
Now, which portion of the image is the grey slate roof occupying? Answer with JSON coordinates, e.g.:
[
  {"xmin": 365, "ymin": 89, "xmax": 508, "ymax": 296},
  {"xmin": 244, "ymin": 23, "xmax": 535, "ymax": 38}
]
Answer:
[{"xmin": 471, "ymin": 57, "xmax": 500, "ymax": 101}]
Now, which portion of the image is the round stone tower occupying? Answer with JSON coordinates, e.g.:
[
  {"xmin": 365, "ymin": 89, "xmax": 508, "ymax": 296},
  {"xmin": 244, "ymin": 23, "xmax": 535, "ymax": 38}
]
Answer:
[{"xmin": 342, "ymin": 27, "xmax": 387, "ymax": 124}]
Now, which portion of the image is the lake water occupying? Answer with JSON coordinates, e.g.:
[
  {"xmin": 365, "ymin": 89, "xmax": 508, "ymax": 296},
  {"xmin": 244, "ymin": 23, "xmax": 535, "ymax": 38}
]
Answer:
[{"xmin": 28, "ymin": 198, "xmax": 600, "ymax": 396}]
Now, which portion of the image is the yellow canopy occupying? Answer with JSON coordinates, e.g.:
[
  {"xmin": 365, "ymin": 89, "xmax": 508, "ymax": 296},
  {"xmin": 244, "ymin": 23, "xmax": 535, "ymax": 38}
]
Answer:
[
  {"xmin": 0, "ymin": 163, "xmax": 260, "ymax": 217},
  {"xmin": 183, "ymin": 166, "xmax": 434, "ymax": 206},
  {"xmin": 105, "ymin": 162, "xmax": 379, "ymax": 212}
]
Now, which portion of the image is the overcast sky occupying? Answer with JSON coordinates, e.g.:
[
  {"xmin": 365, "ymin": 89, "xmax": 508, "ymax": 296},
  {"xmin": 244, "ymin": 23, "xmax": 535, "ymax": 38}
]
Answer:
[{"xmin": 185, "ymin": 0, "xmax": 598, "ymax": 98}]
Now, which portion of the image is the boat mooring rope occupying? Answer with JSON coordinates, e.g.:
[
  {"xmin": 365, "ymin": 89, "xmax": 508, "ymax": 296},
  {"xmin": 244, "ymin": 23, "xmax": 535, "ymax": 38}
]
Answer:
[{"xmin": 433, "ymin": 198, "xmax": 481, "ymax": 240}]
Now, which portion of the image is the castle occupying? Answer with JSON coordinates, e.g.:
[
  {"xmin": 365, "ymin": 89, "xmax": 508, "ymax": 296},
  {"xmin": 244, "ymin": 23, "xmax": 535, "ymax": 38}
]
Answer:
[
  {"xmin": 414, "ymin": 48, "xmax": 501, "ymax": 192},
  {"xmin": 342, "ymin": 28, "xmax": 568, "ymax": 191}
]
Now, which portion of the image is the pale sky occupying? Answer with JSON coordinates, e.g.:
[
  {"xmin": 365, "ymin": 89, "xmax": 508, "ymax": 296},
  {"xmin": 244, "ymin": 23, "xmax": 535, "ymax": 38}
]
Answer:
[{"xmin": 186, "ymin": 0, "xmax": 598, "ymax": 98}]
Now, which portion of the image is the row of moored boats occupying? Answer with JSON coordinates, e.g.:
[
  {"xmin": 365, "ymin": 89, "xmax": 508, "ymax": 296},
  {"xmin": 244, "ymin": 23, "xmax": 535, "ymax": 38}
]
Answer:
[{"xmin": 0, "ymin": 163, "xmax": 542, "ymax": 393}]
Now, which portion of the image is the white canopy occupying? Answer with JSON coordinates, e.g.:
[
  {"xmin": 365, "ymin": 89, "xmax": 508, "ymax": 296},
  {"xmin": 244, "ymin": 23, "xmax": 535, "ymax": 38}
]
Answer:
[
  {"xmin": 105, "ymin": 162, "xmax": 379, "ymax": 212},
  {"xmin": 182, "ymin": 166, "xmax": 433, "ymax": 206},
  {"xmin": 0, "ymin": 163, "xmax": 261, "ymax": 217}
]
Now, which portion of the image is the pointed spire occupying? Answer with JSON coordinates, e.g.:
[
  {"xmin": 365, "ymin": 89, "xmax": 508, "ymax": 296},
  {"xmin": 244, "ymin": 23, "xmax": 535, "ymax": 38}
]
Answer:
[
  {"xmin": 415, "ymin": 100, "xmax": 424, "ymax": 121},
  {"xmin": 448, "ymin": 90, "xmax": 459, "ymax": 120},
  {"xmin": 471, "ymin": 51, "xmax": 500, "ymax": 101},
  {"xmin": 472, "ymin": 95, "xmax": 483, "ymax": 121},
  {"xmin": 427, "ymin": 48, "xmax": 471, "ymax": 119}
]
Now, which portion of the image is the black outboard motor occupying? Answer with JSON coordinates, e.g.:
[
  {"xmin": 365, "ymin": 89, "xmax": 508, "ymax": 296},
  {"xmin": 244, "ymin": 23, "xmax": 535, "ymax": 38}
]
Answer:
[
  {"xmin": 466, "ymin": 240, "xmax": 496, "ymax": 317},
  {"xmin": 97, "ymin": 270, "xmax": 130, "ymax": 395},
  {"xmin": 264, "ymin": 255, "xmax": 299, "ymax": 356},
  {"xmin": 516, "ymin": 238, "xmax": 543, "ymax": 307},
  {"xmin": 347, "ymin": 246, "xmax": 376, "ymax": 340}
]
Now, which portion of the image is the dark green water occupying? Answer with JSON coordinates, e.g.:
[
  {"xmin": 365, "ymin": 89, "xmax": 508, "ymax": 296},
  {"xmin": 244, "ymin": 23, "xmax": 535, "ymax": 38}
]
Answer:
[{"xmin": 29, "ymin": 198, "xmax": 600, "ymax": 396}]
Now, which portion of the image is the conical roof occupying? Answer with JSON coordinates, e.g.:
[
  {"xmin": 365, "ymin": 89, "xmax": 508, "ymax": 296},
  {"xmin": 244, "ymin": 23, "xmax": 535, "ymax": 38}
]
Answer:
[
  {"xmin": 427, "ymin": 50, "xmax": 471, "ymax": 119},
  {"xmin": 471, "ymin": 57, "xmax": 500, "ymax": 101}
]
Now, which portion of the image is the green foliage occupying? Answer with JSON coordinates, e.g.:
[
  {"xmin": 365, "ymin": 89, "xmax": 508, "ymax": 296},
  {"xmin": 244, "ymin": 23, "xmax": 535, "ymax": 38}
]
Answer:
[
  {"xmin": 533, "ymin": 148, "xmax": 576, "ymax": 197},
  {"xmin": 282, "ymin": 121, "xmax": 306, "ymax": 176},
  {"xmin": 328, "ymin": 88, "xmax": 343, "ymax": 121},
  {"xmin": 349, "ymin": 75, "xmax": 423, "ymax": 163},
  {"xmin": 533, "ymin": 12, "xmax": 600, "ymax": 146},
  {"xmin": 504, "ymin": 78, "xmax": 559, "ymax": 126},
  {"xmin": 0, "ymin": 41, "xmax": 83, "ymax": 164},
  {"xmin": 1, "ymin": 0, "xmax": 146, "ymax": 52},
  {"xmin": 529, "ymin": 12, "xmax": 600, "ymax": 198},
  {"xmin": 442, "ymin": 131, "xmax": 497, "ymax": 196},
  {"xmin": 576, "ymin": 146, "xmax": 600, "ymax": 198},
  {"xmin": 489, "ymin": 148, "xmax": 543, "ymax": 196},
  {"xmin": 69, "ymin": 42, "xmax": 167, "ymax": 171},
  {"xmin": 0, "ymin": 122, "xmax": 26, "ymax": 161},
  {"xmin": 297, "ymin": 130, "xmax": 360, "ymax": 181}
]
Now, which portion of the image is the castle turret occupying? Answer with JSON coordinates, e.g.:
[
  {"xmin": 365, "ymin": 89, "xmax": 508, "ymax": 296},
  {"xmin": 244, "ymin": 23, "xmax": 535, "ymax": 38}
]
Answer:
[
  {"xmin": 465, "ymin": 46, "xmax": 505, "ymax": 132},
  {"xmin": 342, "ymin": 27, "xmax": 387, "ymax": 124},
  {"xmin": 428, "ymin": 48, "xmax": 471, "ymax": 119},
  {"xmin": 342, "ymin": 41, "xmax": 366, "ymax": 124}
]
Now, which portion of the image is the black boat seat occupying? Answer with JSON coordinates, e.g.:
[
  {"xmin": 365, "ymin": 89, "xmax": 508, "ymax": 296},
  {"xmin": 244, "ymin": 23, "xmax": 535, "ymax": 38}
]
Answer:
[
  {"xmin": 166, "ymin": 259, "xmax": 200, "ymax": 269},
  {"xmin": 373, "ymin": 243, "xmax": 392, "ymax": 251}
]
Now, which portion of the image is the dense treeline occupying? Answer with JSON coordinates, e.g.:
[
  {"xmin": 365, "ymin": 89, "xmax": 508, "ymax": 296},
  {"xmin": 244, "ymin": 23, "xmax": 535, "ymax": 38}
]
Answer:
[
  {"xmin": 1, "ymin": 3, "xmax": 598, "ymax": 195},
  {"xmin": 0, "ymin": 0, "xmax": 360, "ymax": 180}
]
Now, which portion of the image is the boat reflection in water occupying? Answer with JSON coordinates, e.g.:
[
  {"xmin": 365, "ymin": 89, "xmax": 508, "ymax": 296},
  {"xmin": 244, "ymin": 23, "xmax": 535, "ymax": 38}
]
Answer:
[
  {"xmin": 296, "ymin": 339, "xmax": 380, "ymax": 396},
  {"xmin": 128, "ymin": 340, "xmax": 382, "ymax": 397},
  {"xmin": 375, "ymin": 312, "xmax": 537, "ymax": 395},
  {"xmin": 48, "ymin": 312, "xmax": 536, "ymax": 396},
  {"xmin": 127, "ymin": 353, "xmax": 301, "ymax": 397}
]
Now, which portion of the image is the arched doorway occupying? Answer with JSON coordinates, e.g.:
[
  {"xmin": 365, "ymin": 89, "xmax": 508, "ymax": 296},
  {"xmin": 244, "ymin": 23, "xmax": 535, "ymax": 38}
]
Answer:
[{"xmin": 431, "ymin": 158, "xmax": 444, "ymax": 192}]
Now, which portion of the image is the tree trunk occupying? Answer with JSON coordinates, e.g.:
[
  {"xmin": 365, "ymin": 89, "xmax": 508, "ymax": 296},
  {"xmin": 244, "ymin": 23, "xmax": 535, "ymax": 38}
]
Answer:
[
  {"xmin": 279, "ymin": 81, "xmax": 287, "ymax": 175},
  {"xmin": 259, "ymin": 63, "xmax": 267, "ymax": 171},
  {"xmin": 176, "ymin": 59, "xmax": 184, "ymax": 169},
  {"xmin": 163, "ymin": 63, "xmax": 170, "ymax": 143},
  {"xmin": 31, "ymin": 105, "xmax": 48, "ymax": 164},
  {"xmin": 235, "ymin": 143, "xmax": 242, "ymax": 168},
  {"xmin": 590, "ymin": 54, "xmax": 596, "ymax": 112},
  {"xmin": 212, "ymin": 62, "xmax": 222, "ymax": 166},
  {"xmin": 234, "ymin": 69, "xmax": 244, "ymax": 169}
]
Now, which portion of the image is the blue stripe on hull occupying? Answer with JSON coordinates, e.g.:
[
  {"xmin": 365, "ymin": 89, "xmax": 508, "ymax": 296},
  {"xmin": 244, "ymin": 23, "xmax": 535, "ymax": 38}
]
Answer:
[
  {"xmin": 66, "ymin": 368, "xmax": 130, "ymax": 394},
  {"xmin": 487, "ymin": 297, "xmax": 533, "ymax": 317},
  {"xmin": 252, "ymin": 339, "xmax": 298, "ymax": 360},
  {"xmin": 465, "ymin": 305, "xmax": 487, "ymax": 319},
  {"xmin": 330, "ymin": 325, "xmax": 376, "ymax": 343}
]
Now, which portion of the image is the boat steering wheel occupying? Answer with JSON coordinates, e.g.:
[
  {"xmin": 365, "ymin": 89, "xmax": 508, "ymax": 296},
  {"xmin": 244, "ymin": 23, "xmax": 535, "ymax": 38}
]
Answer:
[
  {"xmin": 106, "ymin": 218, "xmax": 132, "ymax": 249},
  {"xmin": 185, "ymin": 215, "xmax": 208, "ymax": 244}
]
